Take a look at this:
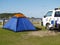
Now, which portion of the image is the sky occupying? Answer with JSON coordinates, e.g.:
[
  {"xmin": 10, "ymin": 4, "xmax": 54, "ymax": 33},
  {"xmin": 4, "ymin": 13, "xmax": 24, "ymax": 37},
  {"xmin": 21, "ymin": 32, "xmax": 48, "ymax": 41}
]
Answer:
[{"xmin": 0, "ymin": 0, "xmax": 60, "ymax": 18}]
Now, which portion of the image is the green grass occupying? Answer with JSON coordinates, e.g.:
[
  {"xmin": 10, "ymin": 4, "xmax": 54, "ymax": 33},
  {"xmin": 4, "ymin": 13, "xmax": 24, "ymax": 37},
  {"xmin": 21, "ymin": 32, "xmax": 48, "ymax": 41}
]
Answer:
[{"xmin": 0, "ymin": 28, "xmax": 60, "ymax": 45}]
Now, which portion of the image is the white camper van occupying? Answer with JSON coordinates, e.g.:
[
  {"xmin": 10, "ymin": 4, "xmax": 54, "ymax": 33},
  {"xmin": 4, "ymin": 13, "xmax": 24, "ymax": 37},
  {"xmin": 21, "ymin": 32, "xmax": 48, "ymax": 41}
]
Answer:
[{"xmin": 43, "ymin": 8, "xmax": 60, "ymax": 30}]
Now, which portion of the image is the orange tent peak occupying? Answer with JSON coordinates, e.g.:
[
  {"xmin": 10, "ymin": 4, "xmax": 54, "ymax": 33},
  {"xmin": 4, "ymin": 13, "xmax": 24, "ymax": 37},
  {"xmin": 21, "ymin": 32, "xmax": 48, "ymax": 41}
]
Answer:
[{"xmin": 14, "ymin": 13, "xmax": 26, "ymax": 18}]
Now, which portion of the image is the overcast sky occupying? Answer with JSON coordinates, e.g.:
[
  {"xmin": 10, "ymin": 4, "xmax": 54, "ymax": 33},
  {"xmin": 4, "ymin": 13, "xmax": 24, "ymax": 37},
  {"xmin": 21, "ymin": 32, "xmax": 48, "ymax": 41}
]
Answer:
[{"xmin": 0, "ymin": 0, "xmax": 60, "ymax": 18}]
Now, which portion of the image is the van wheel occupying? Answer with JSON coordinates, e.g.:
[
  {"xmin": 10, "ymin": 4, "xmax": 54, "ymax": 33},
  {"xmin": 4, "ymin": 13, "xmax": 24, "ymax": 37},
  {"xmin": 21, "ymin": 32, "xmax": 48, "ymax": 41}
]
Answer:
[
  {"xmin": 46, "ymin": 23, "xmax": 50, "ymax": 30},
  {"xmin": 50, "ymin": 27, "xmax": 54, "ymax": 30},
  {"xmin": 46, "ymin": 23, "xmax": 54, "ymax": 30}
]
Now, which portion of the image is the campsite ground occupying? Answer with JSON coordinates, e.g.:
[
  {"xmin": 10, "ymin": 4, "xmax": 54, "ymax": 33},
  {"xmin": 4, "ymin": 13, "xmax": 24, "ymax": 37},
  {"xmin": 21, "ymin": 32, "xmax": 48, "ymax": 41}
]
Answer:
[{"xmin": 0, "ymin": 27, "xmax": 60, "ymax": 45}]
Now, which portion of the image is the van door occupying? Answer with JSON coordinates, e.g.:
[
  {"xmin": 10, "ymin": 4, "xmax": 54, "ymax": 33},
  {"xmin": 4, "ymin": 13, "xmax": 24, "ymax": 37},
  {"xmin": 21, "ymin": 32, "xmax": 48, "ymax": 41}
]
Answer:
[{"xmin": 43, "ymin": 11, "xmax": 53, "ymax": 26}]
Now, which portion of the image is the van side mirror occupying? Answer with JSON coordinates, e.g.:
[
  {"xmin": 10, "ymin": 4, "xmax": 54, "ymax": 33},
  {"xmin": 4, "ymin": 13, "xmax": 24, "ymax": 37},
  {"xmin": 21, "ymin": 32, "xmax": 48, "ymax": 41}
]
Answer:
[{"xmin": 44, "ymin": 15, "xmax": 46, "ymax": 18}]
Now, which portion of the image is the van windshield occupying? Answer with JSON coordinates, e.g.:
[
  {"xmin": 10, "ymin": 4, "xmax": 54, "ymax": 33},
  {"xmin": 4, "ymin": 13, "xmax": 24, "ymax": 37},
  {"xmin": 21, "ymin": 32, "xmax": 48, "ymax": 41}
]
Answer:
[
  {"xmin": 54, "ymin": 11, "xmax": 60, "ymax": 17},
  {"xmin": 46, "ymin": 11, "xmax": 52, "ymax": 17}
]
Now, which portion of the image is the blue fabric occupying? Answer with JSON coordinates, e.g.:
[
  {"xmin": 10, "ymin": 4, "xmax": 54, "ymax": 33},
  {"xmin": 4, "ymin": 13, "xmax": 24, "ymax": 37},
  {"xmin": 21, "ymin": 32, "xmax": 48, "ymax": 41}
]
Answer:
[
  {"xmin": 17, "ymin": 18, "xmax": 36, "ymax": 31},
  {"xmin": 3, "ymin": 17, "xmax": 18, "ymax": 31},
  {"xmin": 3, "ymin": 17, "xmax": 36, "ymax": 32}
]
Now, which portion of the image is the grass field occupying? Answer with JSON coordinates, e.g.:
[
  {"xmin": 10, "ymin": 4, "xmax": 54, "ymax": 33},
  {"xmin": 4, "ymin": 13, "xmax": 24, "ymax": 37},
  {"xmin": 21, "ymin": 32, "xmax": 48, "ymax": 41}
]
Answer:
[{"xmin": 0, "ymin": 28, "xmax": 60, "ymax": 45}]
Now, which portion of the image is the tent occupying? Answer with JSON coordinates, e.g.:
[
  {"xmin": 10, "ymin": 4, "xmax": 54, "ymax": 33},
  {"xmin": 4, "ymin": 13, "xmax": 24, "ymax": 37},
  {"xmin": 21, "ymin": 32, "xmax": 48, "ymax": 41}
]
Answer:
[{"xmin": 3, "ymin": 13, "xmax": 36, "ymax": 32}]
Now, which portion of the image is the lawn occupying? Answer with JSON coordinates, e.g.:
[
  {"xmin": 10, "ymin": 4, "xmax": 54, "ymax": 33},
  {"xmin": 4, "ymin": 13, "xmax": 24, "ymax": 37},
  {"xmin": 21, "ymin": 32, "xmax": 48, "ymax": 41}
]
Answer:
[{"xmin": 0, "ymin": 28, "xmax": 60, "ymax": 45}]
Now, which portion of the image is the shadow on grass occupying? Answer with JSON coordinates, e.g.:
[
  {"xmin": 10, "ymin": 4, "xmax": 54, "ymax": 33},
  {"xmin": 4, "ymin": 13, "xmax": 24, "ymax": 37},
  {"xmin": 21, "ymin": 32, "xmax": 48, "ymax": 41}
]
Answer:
[
  {"xmin": 54, "ymin": 28, "xmax": 60, "ymax": 32},
  {"xmin": 48, "ymin": 28, "xmax": 60, "ymax": 33},
  {"xmin": 35, "ymin": 27, "xmax": 42, "ymax": 31}
]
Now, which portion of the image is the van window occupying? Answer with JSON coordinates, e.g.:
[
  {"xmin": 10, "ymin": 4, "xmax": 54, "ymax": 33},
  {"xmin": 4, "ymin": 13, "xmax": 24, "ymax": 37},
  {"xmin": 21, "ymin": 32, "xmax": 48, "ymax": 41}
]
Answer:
[
  {"xmin": 46, "ymin": 11, "xmax": 52, "ymax": 17},
  {"xmin": 54, "ymin": 11, "xmax": 60, "ymax": 17}
]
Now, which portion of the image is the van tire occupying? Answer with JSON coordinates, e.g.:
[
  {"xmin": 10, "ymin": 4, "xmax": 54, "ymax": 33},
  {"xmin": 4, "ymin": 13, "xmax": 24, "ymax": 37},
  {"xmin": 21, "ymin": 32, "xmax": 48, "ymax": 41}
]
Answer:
[
  {"xmin": 50, "ymin": 27, "xmax": 54, "ymax": 30},
  {"xmin": 46, "ymin": 23, "xmax": 54, "ymax": 30},
  {"xmin": 46, "ymin": 23, "xmax": 50, "ymax": 30}
]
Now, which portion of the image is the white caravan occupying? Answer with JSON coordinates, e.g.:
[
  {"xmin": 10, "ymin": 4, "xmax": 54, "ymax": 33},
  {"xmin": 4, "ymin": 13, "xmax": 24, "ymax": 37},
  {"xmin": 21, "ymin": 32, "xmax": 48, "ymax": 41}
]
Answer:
[{"xmin": 42, "ymin": 8, "xmax": 60, "ymax": 30}]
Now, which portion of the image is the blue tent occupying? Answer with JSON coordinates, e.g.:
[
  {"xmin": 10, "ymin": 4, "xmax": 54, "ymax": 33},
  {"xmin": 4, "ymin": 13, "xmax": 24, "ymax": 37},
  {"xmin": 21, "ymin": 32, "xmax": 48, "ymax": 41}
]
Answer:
[{"xmin": 3, "ymin": 13, "xmax": 36, "ymax": 32}]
